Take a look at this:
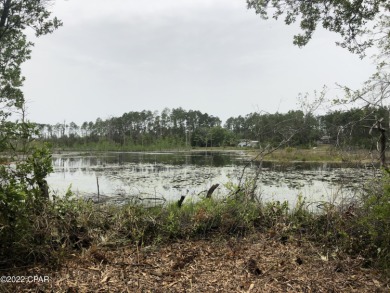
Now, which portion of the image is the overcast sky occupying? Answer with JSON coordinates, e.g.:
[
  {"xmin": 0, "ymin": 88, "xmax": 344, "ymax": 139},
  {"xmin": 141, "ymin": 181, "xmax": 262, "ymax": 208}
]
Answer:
[{"xmin": 21, "ymin": 0, "xmax": 377, "ymax": 125}]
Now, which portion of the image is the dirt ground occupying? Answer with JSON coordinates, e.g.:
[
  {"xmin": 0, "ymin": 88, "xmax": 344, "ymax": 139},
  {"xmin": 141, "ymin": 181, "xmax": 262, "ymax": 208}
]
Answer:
[{"xmin": 2, "ymin": 232, "xmax": 389, "ymax": 292}]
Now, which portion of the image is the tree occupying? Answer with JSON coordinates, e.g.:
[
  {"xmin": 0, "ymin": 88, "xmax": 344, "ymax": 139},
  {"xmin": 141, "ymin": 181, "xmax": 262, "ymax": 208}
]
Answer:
[
  {"xmin": 336, "ymin": 69, "xmax": 390, "ymax": 166},
  {"xmin": 0, "ymin": 1, "xmax": 61, "ymax": 255},
  {"xmin": 1, "ymin": 0, "xmax": 61, "ymax": 187},
  {"xmin": 248, "ymin": 0, "xmax": 390, "ymax": 166},
  {"xmin": 247, "ymin": 0, "xmax": 389, "ymax": 57},
  {"xmin": 0, "ymin": 1, "xmax": 62, "ymax": 123}
]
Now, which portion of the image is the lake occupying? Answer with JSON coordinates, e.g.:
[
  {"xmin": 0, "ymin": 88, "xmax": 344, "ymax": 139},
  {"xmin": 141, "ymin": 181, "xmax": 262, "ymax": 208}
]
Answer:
[{"xmin": 47, "ymin": 151, "xmax": 377, "ymax": 207}]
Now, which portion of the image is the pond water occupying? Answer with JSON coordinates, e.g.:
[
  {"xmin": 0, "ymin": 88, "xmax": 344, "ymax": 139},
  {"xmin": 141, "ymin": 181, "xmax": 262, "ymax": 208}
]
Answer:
[{"xmin": 47, "ymin": 151, "xmax": 377, "ymax": 207}]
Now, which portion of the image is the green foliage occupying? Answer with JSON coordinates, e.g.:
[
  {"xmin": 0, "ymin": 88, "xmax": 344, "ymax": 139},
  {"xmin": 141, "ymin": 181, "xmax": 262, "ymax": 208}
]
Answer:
[
  {"xmin": 225, "ymin": 110, "xmax": 321, "ymax": 147},
  {"xmin": 153, "ymin": 196, "xmax": 264, "ymax": 239},
  {"xmin": 37, "ymin": 105, "xmax": 390, "ymax": 151},
  {"xmin": 285, "ymin": 146, "xmax": 294, "ymax": 153},
  {"xmin": 0, "ymin": 0, "xmax": 62, "ymax": 117},
  {"xmin": 264, "ymin": 200, "xmax": 289, "ymax": 226},
  {"xmin": 1, "ymin": 177, "xmax": 390, "ymax": 276},
  {"xmin": 358, "ymin": 170, "xmax": 390, "ymax": 270},
  {"xmin": 0, "ymin": 0, "xmax": 61, "ymax": 215},
  {"xmin": 0, "ymin": 0, "xmax": 61, "ymax": 266},
  {"xmin": 0, "ymin": 144, "xmax": 54, "ymax": 263},
  {"xmin": 247, "ymin": 0, "xmax": 389, "ymax": 57}
]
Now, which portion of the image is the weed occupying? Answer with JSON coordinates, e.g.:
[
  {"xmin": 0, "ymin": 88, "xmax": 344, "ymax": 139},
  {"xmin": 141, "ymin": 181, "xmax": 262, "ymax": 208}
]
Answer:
[{"xmin": 1, "ymin": 173, "xmax": 390, "ymax": 276}]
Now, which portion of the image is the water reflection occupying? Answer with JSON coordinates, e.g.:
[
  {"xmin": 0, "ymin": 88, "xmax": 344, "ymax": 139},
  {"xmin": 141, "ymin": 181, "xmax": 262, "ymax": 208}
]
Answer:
[{"xmin": 47, "ymin": 151, "xmax": 375, "ymax": 206}]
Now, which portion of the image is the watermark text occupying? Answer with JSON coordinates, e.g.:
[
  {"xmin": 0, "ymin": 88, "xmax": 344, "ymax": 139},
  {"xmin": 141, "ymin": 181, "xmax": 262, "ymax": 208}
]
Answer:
[{"xmin": 1, "ymin": 275, "xmax": 50, "ymax": 283}]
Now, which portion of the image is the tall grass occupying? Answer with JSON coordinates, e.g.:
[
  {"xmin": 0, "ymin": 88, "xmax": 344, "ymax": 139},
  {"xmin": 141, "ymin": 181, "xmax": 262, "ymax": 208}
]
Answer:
[{"xmin": 1, "ymin": 174, "xmax": 389, "ymax": 275}]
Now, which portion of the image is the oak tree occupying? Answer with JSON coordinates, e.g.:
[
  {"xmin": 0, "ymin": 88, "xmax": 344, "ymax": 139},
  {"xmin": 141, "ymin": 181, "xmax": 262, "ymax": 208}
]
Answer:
[
  {"xmin": 0, "ymin": 1, "xmax": 61, "ymax": 253},
  {"xmin": 247, "ymin": 0, "xmax": 390, "ymax": 57}
]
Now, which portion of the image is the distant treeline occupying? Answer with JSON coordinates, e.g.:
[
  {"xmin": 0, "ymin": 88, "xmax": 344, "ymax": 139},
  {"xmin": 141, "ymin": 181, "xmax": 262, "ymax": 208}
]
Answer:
[{"xmin": 34, "ymin": 107, "xmax": 390, "ymax": 149}]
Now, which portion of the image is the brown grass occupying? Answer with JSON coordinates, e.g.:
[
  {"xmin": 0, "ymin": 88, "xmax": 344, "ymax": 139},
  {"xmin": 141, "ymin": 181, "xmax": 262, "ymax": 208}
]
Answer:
[
  {"xmin": 252, "ymin": 145, "xmax": 387, "ymax": 164},
  {"xmin": 2, "ymin": 232, "xmax": 389, "ymax": 292}
]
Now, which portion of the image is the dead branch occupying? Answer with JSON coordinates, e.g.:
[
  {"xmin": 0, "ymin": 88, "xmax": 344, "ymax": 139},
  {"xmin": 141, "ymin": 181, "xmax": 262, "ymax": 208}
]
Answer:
[
  {"xmin": 206, "ymin": 184, "xmax": 219, "ymax": 199},
  {"xmin": 177, "ymin": 196, "xmax": 185, "ymax": 208}
]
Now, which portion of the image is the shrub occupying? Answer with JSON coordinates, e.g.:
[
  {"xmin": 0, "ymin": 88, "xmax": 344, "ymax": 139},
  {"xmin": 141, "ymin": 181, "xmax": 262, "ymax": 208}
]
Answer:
[{"xmin": 358, "ymin": 169, "xmax": 390, "ymax": 271}]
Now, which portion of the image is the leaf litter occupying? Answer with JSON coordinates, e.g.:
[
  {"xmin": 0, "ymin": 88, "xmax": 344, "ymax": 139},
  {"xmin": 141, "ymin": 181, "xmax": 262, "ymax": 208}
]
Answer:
[{"xmin": 2, "ymin": 232, "xmax": 389, "ymax": 292}]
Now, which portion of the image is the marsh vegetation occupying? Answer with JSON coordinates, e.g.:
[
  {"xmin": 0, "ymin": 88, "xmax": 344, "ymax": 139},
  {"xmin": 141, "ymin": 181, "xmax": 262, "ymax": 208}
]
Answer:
[{"xmin": 1, "ymin": 0, "xmax": 390, "ymax": 291}]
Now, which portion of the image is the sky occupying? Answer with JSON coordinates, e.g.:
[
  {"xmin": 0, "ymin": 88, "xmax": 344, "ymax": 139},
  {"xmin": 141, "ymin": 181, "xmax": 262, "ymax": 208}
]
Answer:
[{"xmin": 21, "ymin": 0, "xmax": 378, "ymax": 125}]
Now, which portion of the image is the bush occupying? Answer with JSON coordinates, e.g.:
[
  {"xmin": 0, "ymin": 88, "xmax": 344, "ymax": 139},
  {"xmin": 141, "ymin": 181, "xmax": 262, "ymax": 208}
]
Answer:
[
  {"xmin": 1, "ymin": 171, "xmax": 390, "ymax": 277},
  {"xmin": 358, "ymin": 170, "xmax": 390, "ymax": 271}
]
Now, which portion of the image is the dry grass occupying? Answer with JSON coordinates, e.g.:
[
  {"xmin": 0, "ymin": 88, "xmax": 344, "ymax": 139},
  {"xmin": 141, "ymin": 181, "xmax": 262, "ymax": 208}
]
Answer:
[
  {"xmin": 2, "ymin": 232, "xmax": 389, "ymax": 292},
  {"xmin": 252, "ymin": 145, "xmax": 388, "ymax": 164}
]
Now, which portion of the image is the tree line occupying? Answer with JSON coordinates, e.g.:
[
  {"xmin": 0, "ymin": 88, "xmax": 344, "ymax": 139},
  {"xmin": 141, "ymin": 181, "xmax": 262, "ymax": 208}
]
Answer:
[
  {"xmin": 1, "ymin": 0, "xmax": 390, "ymax": 272},
  {"xmin": 34, "ymin": 106, "xmax": 390, "ymax": 149}
]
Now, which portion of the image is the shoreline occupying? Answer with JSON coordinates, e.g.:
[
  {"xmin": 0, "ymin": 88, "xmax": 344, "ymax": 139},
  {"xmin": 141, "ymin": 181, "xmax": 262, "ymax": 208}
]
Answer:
[{"xmin": 49, "ymin": 146, "xmax": 384, "ymax": 166}]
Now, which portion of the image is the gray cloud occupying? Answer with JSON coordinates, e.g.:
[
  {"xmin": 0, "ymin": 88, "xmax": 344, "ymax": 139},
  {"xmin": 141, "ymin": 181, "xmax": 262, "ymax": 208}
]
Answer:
[{"xmin": 22, "ymin": 0, "xmax": 376, "ymax": 125}]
